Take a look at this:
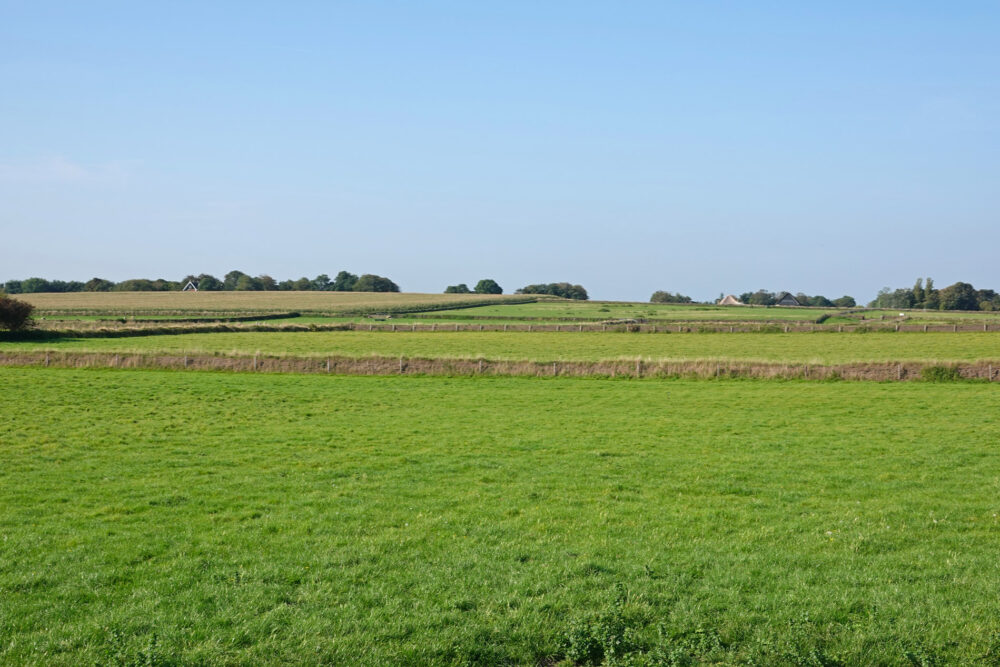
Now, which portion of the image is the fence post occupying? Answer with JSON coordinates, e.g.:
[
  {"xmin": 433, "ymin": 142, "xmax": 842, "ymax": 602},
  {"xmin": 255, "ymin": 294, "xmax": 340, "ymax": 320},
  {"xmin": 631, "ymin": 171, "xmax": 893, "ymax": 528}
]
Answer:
[
  {"xmin": 953, "ymin": 325, "xmax": 958, "ymax": 332},
  {"xmin": 504, "ymin": 324, "xmax": 507, "ymax": 332},
  {"xmin": 478, "ymin": 359, "xmax": 483, "ymax": 374},
  {"xmin": 399, "ymin": 356, "xmax": 404, "ymax": 373},
  {"xmin": 897, "ymin": 363, "xmax": 902, "ymax": 380},
  {"xmin": 326, "ymin": 358, "xmax": 331, "ymax": 373},
  {"xmin": 552, "ymin": 362, "xmax": 557, "ymax": 376},
  {"xmin": 636, "ymin": 359, "xmax": 641, "ymax": 377},
  {"xmin": 183, "ymin": 355, "xmax": 188, "ymax": 368},
  {"xmin": 45, "ymin": 353, "xmax": 50, "ymax": 367}
]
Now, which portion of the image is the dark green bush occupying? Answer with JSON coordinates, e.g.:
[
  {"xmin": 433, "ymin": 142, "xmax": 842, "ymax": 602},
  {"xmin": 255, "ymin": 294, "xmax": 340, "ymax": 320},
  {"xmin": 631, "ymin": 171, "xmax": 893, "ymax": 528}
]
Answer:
[
  {"xmin": 921, "ymin": 365, "xmax": 962, "ymax": 382},
  {"xmin": 0, "ymin": 294, "xmax": 34, "ymax": 331}
]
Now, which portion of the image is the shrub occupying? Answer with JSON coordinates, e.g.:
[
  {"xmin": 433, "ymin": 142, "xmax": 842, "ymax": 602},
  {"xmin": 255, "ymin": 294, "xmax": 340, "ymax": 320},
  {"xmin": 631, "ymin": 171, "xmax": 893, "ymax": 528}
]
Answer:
[
  {"xmin": 0, "ymin": 293, "xmax": 35, "ymax": 331},
  {"xmin": 921, "ymin": 365, "xmax": 962, "ymax": 382}
]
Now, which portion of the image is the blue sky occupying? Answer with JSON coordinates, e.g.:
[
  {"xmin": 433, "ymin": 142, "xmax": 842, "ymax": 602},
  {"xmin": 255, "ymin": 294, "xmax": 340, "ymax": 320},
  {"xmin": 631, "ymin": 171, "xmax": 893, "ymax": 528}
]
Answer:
[{"xmin": 2, "ymin": 1, "xmax": 998, "ymax": 301}]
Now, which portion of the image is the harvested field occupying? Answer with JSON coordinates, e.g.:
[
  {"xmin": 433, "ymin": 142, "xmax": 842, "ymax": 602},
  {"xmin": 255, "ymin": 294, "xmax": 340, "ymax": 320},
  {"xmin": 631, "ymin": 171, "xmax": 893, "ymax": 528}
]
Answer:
[
  {"xmin": 17, "ymin": 291, "xmax": 538, "ymax": 315},
  {"xmin": 4, "ymin": 330, "xmax": 999, "ymax": 365}
]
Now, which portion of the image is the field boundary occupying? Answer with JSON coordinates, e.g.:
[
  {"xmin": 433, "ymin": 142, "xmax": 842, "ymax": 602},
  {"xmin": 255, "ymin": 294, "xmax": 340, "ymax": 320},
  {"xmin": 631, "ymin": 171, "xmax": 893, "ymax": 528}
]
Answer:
[
  {"xmin": 15, "ymin": 320, "xmax": 1000, "ymax": 338},
  {"xmin": 3, "ymin": 351, "xmax": 998, "ymax": 382}
]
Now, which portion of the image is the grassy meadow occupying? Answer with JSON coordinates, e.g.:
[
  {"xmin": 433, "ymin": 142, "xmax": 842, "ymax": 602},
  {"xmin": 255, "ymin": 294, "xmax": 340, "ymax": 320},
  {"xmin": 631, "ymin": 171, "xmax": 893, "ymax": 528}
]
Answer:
[
  {"xmin": 3, "ymin": 368, "xmax": 1000, "ymax": 665},
  {"xmin": 5, "ymin": 329, "xmax": 1000, "ymax": 365}
]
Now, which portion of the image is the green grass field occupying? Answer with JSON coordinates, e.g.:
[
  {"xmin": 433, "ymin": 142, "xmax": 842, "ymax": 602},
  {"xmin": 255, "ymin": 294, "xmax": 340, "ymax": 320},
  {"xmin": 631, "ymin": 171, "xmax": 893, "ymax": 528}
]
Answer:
[
  {"xmin": 5, "ymin": 330, "xmax": 1000, "ymax": 365},
  {"xmin": 3, "ymin": 368, "xmax": 1000, "ymax": 665}
]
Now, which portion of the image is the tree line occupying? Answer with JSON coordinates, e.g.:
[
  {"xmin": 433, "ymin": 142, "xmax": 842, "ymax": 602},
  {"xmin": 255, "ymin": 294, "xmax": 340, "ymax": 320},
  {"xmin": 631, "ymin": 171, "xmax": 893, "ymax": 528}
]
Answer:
[
  {"xmin": 869, "ymin": 278, "xmax": 1000, "ymax": 311},
  {"xmin": 737, "ymin": 290, "xmax": 857, "ymax": 308},
  {"xmin": 1, "ymin": 270, "xmax": 400, "ymax": 294}
]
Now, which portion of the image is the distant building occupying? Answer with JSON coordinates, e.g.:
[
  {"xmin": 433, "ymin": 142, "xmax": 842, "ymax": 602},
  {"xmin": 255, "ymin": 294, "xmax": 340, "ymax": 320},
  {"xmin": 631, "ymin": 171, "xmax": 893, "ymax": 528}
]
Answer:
[
  {"xmin": 775, "ymin": 292, "xmax": 801, "ymax": 306},
  {"xmin": 182, "ymin": 281, "xmax": 198, "ymax": 291},
  {"xmin": 717, "ymin": 294, "xmax": 744, "ymax": 306}
]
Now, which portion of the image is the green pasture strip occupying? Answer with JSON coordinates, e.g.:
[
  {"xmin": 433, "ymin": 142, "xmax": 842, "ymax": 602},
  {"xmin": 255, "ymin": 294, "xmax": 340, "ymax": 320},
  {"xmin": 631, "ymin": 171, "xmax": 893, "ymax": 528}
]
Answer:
[
  {"xmin": 3, "ymin": 369, "xmax": 1000, "ymax": 664},
  {"xmin": 5, "ymin": 330, "xmax": 1000, "ymax": 364},
  {"xmin": 430, "ymin": 301, "xmax": 832, "ymax": 322}
]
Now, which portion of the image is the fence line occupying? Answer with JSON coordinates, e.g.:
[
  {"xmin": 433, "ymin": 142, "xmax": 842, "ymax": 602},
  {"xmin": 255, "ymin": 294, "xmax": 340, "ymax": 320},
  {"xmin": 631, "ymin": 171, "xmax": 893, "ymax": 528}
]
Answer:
[{"xmin": 2, "ymin": 351, "xmax": 998, "ymax": 382}]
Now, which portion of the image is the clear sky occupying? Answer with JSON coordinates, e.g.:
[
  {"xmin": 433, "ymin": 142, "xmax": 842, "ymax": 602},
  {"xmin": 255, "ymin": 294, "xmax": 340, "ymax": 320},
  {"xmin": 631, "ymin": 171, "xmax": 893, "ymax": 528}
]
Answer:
[{"xmin": 2, "ymin": 1, "xmax": 998, "ymax": 302}]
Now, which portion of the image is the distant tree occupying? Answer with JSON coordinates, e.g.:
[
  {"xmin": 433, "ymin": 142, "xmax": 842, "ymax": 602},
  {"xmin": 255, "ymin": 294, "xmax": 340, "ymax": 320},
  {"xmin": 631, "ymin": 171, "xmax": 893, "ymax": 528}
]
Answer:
[
  {"xmin": 516, "ymin": 283, "xmax": 588, "ymax": 300},
  {"xmin": 807, "ymin": 295, "xmax": 834, "ymax": 307},
  {"xmin": 738, "ymin": 292, "xmax": 753, "ymax": 304},
  {"xmin": 195, "ymin": 274, "xmax": 223, "ymax": 291},
  {"xmin": 924, "ymin": 278, "xmax": 939, "ymax": 309},
  {"xmin": 113, "ymin": 279, "xmax": 156, "ymax": 291},
  {"xmin": 84, "ymin": 277, "xmax": 115, "ymax": 292},
  {"xmin": 444, "ymin": 284, "xmax": 471, "ymax": 294},
  {"xmin": 938, "ymin": 281, "xmax": 979, "ymax": 311},
  {"xmin": 312, "ymin": 274, "xmax": 331, "ymax": 291},
  {"xmin": 912, "ymin": 278, "xmax": 925, "ymax": 308},
  {"xmin": 331, "ymin": 271, "xmax": 359, "ymax": 292},
  {"xmin": 20, "ymin": 277, "xmax": 51, "ymax": 293},
  {"xmin": 223, "ymin": 270, "xmax": 248, "ymax": 291},
  {"xmin": 257, "ymin": 274, "xmax": 277, "ymax": 291},
  {"xmin": 353, "ymin": 274, "xmax": 400, "ymax": 292},
  {"xmin": 291, "ymin": 277, "xmax": 312, "ymax": 291},
  {"xmin": 747, "ymin": 290, "xmax": 776, "ymax": 306},
  {"xmin": 3, "ymin": 280, "xmax": 22, "ymax": 294},
  {"xmin": 650, "ymin": 290, "xmax": 692, "ymax": 304},
  {"xmin": 0, "ymin": 293, "xmax": 34, "ymax": 331},
  {"xmin": 235, "ymin": 275, "xmax": 261, "ymax": 291},
  {"xmin": 277, "ymin": 279, "xmax": 295, "ymax": 291},
  {"xmin": 833, "ymin": 296, "xmax": 856, "ymax": 308},
  {"xmin": 474, "ymin": 279, "xmax": 502, "ymax": 295}
]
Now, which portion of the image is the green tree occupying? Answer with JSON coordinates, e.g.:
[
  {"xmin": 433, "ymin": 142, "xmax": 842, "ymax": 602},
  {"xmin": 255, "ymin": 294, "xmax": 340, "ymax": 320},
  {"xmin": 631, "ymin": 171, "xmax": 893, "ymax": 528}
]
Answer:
[
  {"xmin": 235, "ymin": 275, "xmax": 261, "ymax": 291},
  {"xmin": 444, "ymin": 284, "xmax": 471, "ymax": 294},
  {"xmin": 331, "ymin": 271, "xmax": 359, "ymax": 291},
  {"xmin": 353, "ymin": 274, "xmax": 400, "ymax": 292},
  {"xmin": 912, "ymin": 278, "xmax": 925, "ymax": 308},
  {"xmin": 0, "ymin": 293, "xmax": 34, "ymax": 331},
  {"xmin": 515, "ymin": 283, "xmax": 588, "ymax": 300},
  {"xmin": 312, "ymin": 274, "xmax": 331, "ymax": 291},
  {"xmin": 257, "ymin": 275, "xmax": 277, "ymax": 291},
  {"xmin": 84, "ymin": 277, "xmax": 115, "ymax": 292},
  {"xmin": 474, "ymin": 279, "xmax": 502, "ymax": 294},
  {"xmin": 195, "ymin": 274, "xmax": 223, "ymax": 291},
  {"xmin": 833, "ymin": 296, "xmax": 856, "ymax": 308},
  {"xmin": 938, "ymin": 281, "xmax": 979, "ymax": 311},
  {"xmin": 223, "ymin": 270, "xmax": 248, "ymax": 290},
  {"xmin": 650, "ymin": 290, "xmax": 692, "ymax": 303}
]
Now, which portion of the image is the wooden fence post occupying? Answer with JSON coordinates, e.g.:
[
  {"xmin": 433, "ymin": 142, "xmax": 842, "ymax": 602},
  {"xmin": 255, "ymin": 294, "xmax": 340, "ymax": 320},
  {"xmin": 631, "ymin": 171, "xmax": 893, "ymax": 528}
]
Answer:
[
  {"xmin": 326, "ymin": 358, "xmax": 331, "ymax": 373},
  {"xmin": 636, "ymin": 359, "xmax": 641, "ymax": 377},
  {"xmin": 399, "ymin": 356, "xmax": 404, "ymax": 373}
]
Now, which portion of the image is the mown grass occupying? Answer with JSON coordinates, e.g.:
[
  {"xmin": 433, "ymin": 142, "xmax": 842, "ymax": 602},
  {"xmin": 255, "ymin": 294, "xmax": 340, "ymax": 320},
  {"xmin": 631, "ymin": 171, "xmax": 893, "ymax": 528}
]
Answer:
[
  {"xmin": 5, "ymin": 330, "xmax": 1000, "ymax": 365},
  {"xmin": 431, "ymin": 301, "xmax": 830, "ymax": 322},
  {"xmin": 3, "ymin": 368, "xmax": 1000, "ymax": 664}
]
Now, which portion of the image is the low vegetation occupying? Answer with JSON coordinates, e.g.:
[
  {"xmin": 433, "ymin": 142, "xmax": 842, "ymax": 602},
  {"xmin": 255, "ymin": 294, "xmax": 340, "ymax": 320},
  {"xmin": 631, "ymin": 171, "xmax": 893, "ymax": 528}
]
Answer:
[
  {"xmin": 6, "ymin": 330, "xmax": 1000, "ymax": 366},
  {"xmin": 4, "ymin": 369, "xmax": 1000, "ymax": 664},
  {"xmin": 0, "ymin": 293, "xmax": 34, "ymax": 331}
]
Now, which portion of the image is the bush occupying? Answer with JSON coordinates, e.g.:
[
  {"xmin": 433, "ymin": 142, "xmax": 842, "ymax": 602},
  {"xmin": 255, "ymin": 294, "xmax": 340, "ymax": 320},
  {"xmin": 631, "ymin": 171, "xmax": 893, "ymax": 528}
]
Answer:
[
  {"xmin": 921, "ymin": 366, "xmax": 962, "ymax": 382},
  {"xmin": 352, "ymin": 274, "xmax": 400, "ymax": 292},
  {"xmin": 474, "ymin": 279, "xmax": 502, "ymax": 295},
  {"xmin": 650, "ymin": 291, "xmax": 692, "ymax": 304},
  {"xmin": 516, "ymin": 282, "xmax": 588, "ymax": 300},
  {"xmin": 445, "ymin": 283, "xmax": 471, "ymax": 294},
  {"xmin": 0, "ymin": 294, "xmax": 35, "ymax": 331}
]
